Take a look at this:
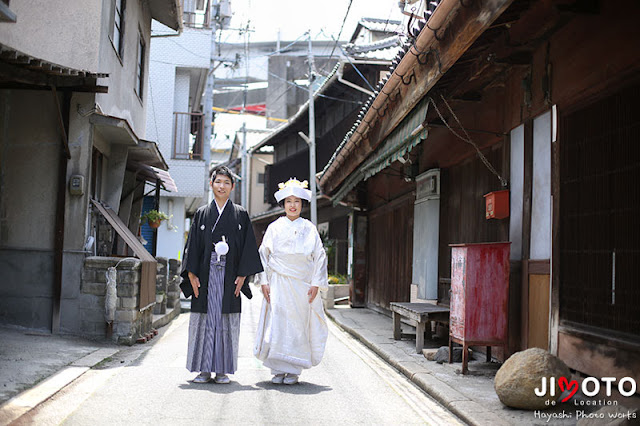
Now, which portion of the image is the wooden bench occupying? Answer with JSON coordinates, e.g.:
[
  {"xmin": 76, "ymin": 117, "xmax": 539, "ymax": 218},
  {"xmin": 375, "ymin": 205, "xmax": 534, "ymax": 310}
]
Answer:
[{"xmin": 390, "ymin": 302, "xmax": 450, "ymax": 353}]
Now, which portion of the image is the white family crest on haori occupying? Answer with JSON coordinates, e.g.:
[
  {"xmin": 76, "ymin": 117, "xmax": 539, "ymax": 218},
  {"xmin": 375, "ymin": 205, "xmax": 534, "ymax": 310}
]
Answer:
[{"xmin": 274, "ymin": 178, "xmax": 312, "ymax": 202}]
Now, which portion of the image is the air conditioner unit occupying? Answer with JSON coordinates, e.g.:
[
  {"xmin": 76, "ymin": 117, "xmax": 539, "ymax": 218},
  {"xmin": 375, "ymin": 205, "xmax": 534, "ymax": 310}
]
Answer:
[{"xmin": 415, "ymin": 168, "xmax": 440, "ymax": 202}]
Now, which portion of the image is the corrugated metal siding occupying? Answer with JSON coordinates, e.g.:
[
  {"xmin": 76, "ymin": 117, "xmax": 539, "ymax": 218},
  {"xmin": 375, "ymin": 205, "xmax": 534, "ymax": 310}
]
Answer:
[{"xmin": 559, "ymin": 84, "xmax": 640, "ymax": 336}]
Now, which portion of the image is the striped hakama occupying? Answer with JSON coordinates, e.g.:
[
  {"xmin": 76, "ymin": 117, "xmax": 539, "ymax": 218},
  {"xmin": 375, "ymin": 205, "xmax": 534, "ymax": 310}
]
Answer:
[{"xmin": 186, "ymin": 253, "xmax": 240, "ymax": 374}]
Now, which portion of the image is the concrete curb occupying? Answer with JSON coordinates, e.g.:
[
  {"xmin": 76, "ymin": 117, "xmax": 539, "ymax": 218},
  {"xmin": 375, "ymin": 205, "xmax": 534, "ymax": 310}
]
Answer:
[
  {"xmin": 0, "ymin": 347, "xmax": 119, "ymax": 425},
  {"xmin": 152, "ymin": 304, "xmax": 181, "ymax": 329},
  {"xmin": 325, "ymin": 309, "xmax": 510, "ymax": 426},
  {"xmin": 0, "ymin": 308, "xmax": 180, "ymax": 425}
]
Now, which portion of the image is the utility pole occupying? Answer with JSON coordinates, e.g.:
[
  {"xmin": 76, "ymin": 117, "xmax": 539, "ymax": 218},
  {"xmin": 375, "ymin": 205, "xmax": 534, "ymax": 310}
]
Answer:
[
  {"xmin": 307, "ymin": 30, "xmax": 317, "ymax": 226},
  {"xmin": 203, "ymin": 7, "xmax": 216, "ymax": 204},
  {"xmin": 240, "ymin": 21, "xmax": 250, "ymax": 210}
]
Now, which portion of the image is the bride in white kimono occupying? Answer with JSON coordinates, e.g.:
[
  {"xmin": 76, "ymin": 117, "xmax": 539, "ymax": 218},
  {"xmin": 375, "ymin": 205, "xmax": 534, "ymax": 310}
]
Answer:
[{"xmin": 254, "ymin": 178, "xmax": 328, "ymax": 385}]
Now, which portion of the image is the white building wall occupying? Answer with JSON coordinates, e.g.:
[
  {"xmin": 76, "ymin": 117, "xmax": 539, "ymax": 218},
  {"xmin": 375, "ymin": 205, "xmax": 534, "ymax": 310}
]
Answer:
[
  {"xmin": 156, "ymin": 197, "xmax": 187, "ymax": 260},
  {"xmin": 146, "ymin": 21, "xmax": 213, "ymax": 262}
]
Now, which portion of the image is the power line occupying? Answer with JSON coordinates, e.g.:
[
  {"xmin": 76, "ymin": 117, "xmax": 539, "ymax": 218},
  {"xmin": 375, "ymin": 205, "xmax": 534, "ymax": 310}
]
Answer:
[{"xmin": 327, "ymin": 0, "xmax": 354, "ymax": 65}]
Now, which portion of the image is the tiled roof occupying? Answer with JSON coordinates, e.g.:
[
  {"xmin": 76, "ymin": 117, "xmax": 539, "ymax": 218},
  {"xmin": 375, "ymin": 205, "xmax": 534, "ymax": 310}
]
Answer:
[{"xmin": 358, "ymin": 17, "xmax": 403, "ymax": 33}]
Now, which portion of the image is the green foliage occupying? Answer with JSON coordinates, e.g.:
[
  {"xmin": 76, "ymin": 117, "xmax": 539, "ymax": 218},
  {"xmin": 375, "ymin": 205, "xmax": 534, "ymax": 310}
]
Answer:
[
  {"xmin": 328, "ymin": 274, "xmax": 348, "ymax": 284},
  {"xmin": 141, "ymin": 209, "xmax": 170, "ymax": 224}
]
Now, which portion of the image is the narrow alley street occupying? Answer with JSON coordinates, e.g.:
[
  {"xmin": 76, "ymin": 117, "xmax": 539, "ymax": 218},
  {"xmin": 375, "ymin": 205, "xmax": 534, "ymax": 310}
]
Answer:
[{"xmin": 17, "ymin": 295, "xmax": 462, "ymax": 425}]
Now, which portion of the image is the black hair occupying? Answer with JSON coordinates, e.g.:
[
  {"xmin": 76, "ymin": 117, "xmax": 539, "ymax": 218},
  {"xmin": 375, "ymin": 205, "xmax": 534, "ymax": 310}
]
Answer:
[
  {"xmin": 278, "ymin": 198, "xmax": 310, "ymax": 208},
  {"xmin": 209, "ymin": 165, "xmax": 234, "ymax": 185}
]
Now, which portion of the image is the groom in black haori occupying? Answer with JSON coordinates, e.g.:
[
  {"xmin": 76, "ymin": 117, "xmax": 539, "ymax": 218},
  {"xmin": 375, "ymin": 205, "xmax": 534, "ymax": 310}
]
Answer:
[{"xmin": 180, "ymin": 165, "xmax": 263, "ymax": 384}]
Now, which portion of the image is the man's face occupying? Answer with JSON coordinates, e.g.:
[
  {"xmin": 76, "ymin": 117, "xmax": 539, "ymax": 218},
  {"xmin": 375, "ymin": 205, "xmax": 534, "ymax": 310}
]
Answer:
[{"xmin": 211, "ymin": 174, "xmax": 234, "ymax": 201}]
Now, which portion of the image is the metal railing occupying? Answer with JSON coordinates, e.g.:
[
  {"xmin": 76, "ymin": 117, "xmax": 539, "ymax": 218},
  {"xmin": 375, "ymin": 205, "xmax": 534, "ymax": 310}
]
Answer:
[{"xmin": 173, "ymin": 112, "xmax": 204, "ymax": 160}]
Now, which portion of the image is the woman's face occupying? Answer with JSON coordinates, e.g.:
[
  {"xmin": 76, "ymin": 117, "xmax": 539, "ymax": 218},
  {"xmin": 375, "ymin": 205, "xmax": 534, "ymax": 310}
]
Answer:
[{"xmin": 284, "ymin": 196, "xmax": 302, "ymax": 220}]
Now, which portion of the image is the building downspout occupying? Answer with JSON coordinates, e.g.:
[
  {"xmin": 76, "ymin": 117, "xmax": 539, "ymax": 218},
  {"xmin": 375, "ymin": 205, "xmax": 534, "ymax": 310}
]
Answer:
[{"xmin": 52, "ymin": 87, "xmax": 71, "ymax": 334}]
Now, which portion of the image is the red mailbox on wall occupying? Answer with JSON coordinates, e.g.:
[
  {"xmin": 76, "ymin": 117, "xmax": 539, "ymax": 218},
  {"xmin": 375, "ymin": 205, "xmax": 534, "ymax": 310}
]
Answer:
[
  {"xmin": 449, "ymin": 242, "xmax": 510, "ymax": 374},
  {"xmin": 484, "ymin": 190, "xmax": 509, "ymax": 219}
]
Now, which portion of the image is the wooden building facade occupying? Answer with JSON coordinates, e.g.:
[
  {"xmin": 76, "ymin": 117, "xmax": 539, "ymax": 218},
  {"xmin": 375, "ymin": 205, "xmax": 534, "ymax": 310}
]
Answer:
[{"xmin": 319, "ymin": 0, "xmax": 640, "ymax": 381}]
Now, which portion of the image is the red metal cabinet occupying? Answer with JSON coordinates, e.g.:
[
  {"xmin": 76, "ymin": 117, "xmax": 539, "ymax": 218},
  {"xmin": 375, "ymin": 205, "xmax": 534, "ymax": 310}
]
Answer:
[{"xmin": 448, "ymin": 242, "xmax": 510, "ymax": 374}]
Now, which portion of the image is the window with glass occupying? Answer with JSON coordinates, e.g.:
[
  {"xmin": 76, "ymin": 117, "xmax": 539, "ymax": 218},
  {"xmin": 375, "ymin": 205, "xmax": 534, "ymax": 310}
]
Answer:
[
  {"xmin": 135, "ymin": 32, "xmax": 145, "ymax": 98},
  {"xmin": 111, "ymin": 0, "xmax": 125, "ymax": 58}
]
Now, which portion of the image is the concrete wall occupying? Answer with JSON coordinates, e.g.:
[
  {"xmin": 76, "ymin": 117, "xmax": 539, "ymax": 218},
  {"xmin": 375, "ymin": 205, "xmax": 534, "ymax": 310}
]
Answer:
[
  {"xmin": 0, "ymin": 0, "xmax": 102, "ymax": 71},
  {"xmin": 0, "ymin": 89, "xmax": 64, "ymax": 331},
  {"xmin": 95, "ymin": 0, "xmax": 153, "ymax": 138}
]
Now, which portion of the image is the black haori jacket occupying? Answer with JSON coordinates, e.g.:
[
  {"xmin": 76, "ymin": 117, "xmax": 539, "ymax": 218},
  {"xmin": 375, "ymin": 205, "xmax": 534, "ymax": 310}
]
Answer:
[{"xmin": 180, "ymin": 200, "xmax": 263, "ymax": 314}]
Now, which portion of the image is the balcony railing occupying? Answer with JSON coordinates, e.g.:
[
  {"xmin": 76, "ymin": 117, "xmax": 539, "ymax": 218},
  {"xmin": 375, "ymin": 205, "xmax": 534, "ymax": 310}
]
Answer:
[
  {"xmin": 182, "ymin": 0, "xmax": 211, "ymax": 28},
  {"xmin": 173, "ymin": 112, "xmax": 204, "ymax": 160}
]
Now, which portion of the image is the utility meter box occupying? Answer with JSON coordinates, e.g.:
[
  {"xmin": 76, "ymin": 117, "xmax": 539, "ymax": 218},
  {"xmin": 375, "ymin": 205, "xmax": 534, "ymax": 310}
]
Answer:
[{"xmin": 69, "ymin": 175, "xmax": 84, "ymax": 196}]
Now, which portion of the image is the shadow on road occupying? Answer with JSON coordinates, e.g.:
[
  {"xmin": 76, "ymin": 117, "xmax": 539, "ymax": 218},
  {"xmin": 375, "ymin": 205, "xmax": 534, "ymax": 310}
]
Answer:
[
  {"xmin": 178, "ymin": 381, "xmax": 332, "ymax": 395},
  {"xmin": 178, "ymin": 382, "xmax": 258, "ymax": 394},
  {"xmin": 254, "ymin": 381, "xmax": 332, "ymax": 395}
]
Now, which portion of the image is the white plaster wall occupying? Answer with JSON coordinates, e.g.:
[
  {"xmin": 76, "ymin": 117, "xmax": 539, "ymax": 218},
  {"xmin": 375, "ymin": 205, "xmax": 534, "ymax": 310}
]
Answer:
[
  {"xmin": 146, "ymin": 59, "xmax": 176, "ymax": 156},
  {"xmin": 0, "ymin": 0, "xmax": 102, "ymax": 71},
  {"xmin": 509, "ymin": 124, "xmax": 525, "ymax": 261},
  {"xmin": 156, "ymin": 197, "xmax": 187, "ymax": 260},
  {"xmin": 531, "ymin": 111, "xmax": 552, "ymax": 260},
  {"xmin": 150, "ymin": 23, "xmax": 211, "ymax": 69},
  {"xmin": 412, "ymin": 198, "xmax": 440, "ymax": 300}
]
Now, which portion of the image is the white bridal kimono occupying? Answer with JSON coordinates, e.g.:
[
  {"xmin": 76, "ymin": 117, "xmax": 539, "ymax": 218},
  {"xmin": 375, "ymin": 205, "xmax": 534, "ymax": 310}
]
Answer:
[{"xmin": 254, "ymin": 216, "xmax": 329, "ymax": 375}]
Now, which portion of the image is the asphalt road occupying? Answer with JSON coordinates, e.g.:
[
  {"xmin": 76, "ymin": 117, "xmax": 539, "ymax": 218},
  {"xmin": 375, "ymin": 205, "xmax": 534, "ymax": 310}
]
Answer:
[{"xmin": 20, "ymin": 294, "xmax": 462, "ymax": 425}]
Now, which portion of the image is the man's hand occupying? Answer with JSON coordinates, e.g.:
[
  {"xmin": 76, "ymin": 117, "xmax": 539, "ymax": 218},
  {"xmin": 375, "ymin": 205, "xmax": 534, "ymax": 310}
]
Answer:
[
  {"xmin": 234, "ymin": 276, "xmax": 246, "ymax": 297},
  {"xmin": 261, "ymin": 284, "xmax": 271, "ymax": 304},
  {"xmin": 188, "ymin": 271, "xmax": 200, "ymax": 298},
  {"xmin": 308, "ymin": 286, "xmax": 319, "ymax": 304}
]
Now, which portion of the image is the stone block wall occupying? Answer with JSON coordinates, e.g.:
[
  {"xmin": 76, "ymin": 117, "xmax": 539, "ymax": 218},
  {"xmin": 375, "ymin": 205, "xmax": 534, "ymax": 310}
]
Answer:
[
  {"xmin": 167, "ymin": 258, "xmax": 181, "ymax": 309},
  {"xmin": 81, "ymin": 257, "xmax": 153, "ymax": 345},
  {"xmin": 154, "ymin": 257, "xmax": 168, "ymax": 315}
]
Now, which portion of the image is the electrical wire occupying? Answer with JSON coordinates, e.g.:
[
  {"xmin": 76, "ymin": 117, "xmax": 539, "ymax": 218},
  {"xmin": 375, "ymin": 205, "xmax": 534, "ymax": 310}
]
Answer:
[{"xmin": 327, "ymin": 0, "xmax": 355, "ymax": 66}]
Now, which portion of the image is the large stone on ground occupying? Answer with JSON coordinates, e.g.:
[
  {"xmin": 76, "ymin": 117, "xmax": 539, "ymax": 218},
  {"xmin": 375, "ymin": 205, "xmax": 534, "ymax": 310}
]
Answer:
[
  {"xmin": 494, "ymin": 347, "xmax": 571, "ymax": 410},
  {"xmin": 426, "ymin": 346, "xmax": 469, "ymax": 364}
]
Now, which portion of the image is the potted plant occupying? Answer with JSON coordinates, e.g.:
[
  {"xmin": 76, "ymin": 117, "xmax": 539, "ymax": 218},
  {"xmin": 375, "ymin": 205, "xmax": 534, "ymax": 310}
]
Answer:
[{"xmin": 141, "ymin": 209, "xmax": 170, "ymax": 229}]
